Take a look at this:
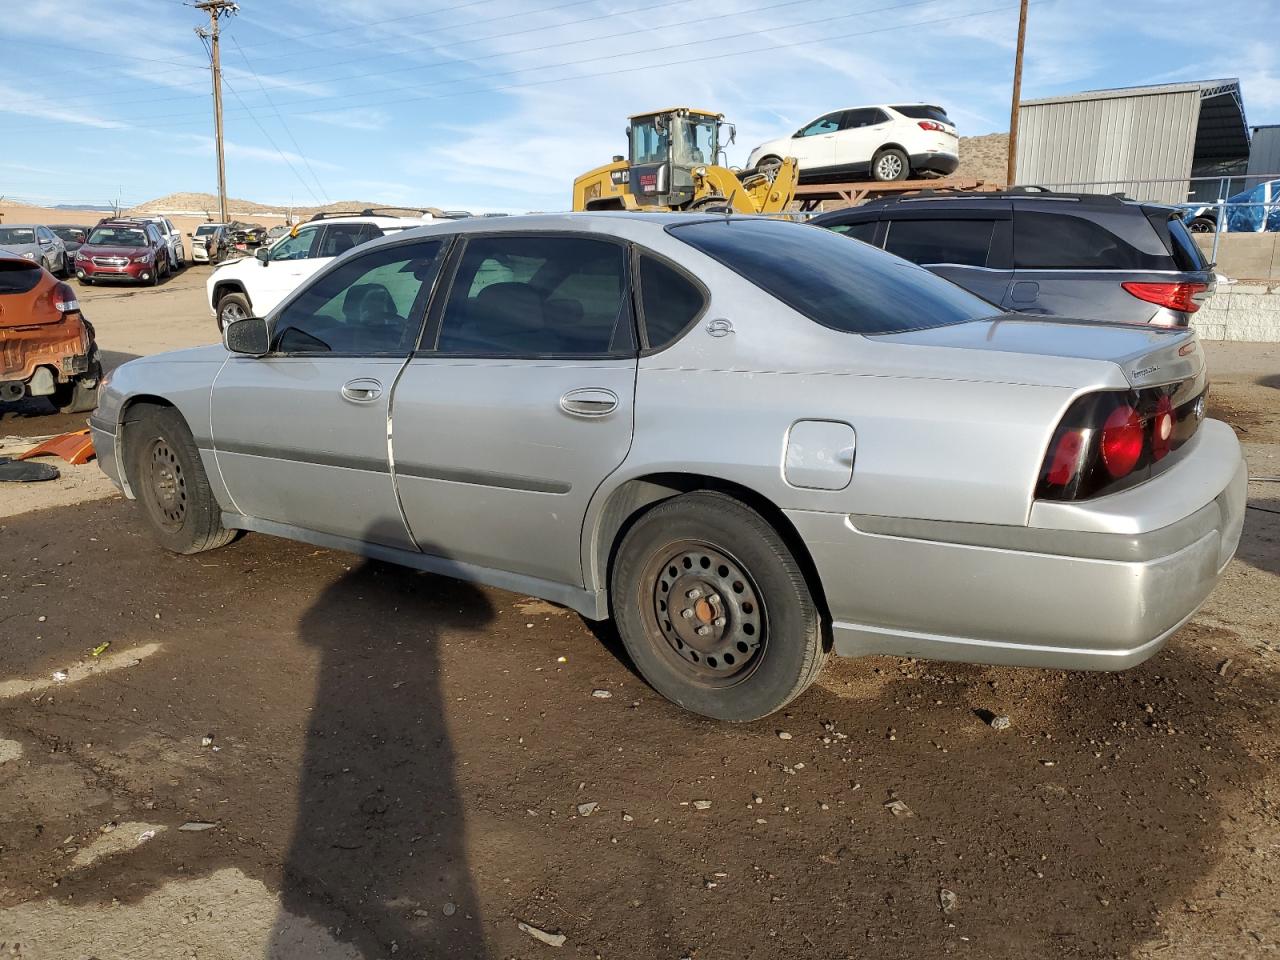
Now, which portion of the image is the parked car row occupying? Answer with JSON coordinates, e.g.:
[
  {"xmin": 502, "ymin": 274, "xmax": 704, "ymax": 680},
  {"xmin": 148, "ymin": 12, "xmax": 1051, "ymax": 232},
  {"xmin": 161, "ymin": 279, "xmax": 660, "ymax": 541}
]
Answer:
[{"xmin": 95, "ymin": 210, "xmax": 1245, "ymax": 722}]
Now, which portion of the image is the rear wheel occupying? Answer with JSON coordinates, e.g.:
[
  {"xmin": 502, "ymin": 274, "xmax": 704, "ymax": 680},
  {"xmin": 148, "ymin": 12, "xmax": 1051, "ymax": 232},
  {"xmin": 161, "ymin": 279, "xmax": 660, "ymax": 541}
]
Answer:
[
  {"xmin": 871, "ymin": 147, "xmax": 909, "ymax": 182},
  {"xmin": 755, "ymin": 155, "xmax": 783, "ymax": 177},
  {"xmin": 611, "ymin": 492, "xmax": 826, "ymax": 721},
  {"xmin": 126, "ymin": 405, "xmax": 235, "ymax": 554},
  {"xmin": 52, "ymin": 358, "xmax": 100, "ymax": 414},
  {"xmin": 1187, "ymin": 216, "xmax": 1217, "ymax": 234}
]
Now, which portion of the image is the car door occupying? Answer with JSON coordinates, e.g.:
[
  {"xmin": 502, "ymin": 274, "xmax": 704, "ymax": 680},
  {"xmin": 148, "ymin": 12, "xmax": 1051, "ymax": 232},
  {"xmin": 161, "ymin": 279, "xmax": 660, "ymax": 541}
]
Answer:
[
  {"xmin": 789, "ymin": 111, "xmax": 844, "ymax": 169},
  {"xmin": 833, "ymin": 108, "xmax": 892, "ymax": 172},
  {"xmin": 882, "ymin": 209, "xmax": 1013, "ymax": 303},
  {"xmin": 390, "ymin": 232, "xmax": 637, "ymax": 587},
  {"xmin": 36, "ymin": 227, "xmax": 61, "ymax": 270},
  {"xmin": 211, "ymin": 237, "xmax": 447, "ymax": 548},
  {"xmin": 251, "ymin": 223, "xmax": 324, "ymax": 316}
]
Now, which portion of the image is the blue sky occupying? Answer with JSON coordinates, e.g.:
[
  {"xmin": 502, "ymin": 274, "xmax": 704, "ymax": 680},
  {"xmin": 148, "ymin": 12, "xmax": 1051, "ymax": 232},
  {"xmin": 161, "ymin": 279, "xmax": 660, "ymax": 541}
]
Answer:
[{"xmin": 2, "ymin": 0, "xmax": 1278, "ymax": 213}]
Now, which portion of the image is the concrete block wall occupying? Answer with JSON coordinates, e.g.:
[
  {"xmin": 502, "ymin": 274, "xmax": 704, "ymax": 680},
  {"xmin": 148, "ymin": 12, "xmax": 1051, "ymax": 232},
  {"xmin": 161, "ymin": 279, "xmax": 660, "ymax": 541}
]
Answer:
[
  {"xmin": 1194, "ymin": 233, "xmax": 1280, "ymax": 280},
  {"xmin": 1193, "ymin": 282, "xmax": 1280, "ymax": 342}
]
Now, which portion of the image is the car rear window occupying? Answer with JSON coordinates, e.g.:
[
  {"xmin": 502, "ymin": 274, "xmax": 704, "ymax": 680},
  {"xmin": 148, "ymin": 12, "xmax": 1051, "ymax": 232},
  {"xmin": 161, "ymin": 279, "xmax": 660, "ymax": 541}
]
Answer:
[
  {"xmin": 825, "ymin": 220, "xmax": 878, "ymax": 244},
  {"xmin": 891, "ymin": 105, "xmax": 950, "ymax": 124},
  {"xmin": 0, "ymin": 260, "xmax": 41, "ymax": 294},
  {"xmin": 1014, "ymin": 211, "xmax": 1172, "ymax": 271},
  {"xmin": 670, "ymin": 218, "xmax": 997, "ymax": 335}
]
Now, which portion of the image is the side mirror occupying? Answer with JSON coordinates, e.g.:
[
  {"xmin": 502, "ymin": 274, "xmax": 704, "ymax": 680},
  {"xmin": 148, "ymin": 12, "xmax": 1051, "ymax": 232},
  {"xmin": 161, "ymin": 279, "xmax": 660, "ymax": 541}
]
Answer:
[
  {"xmin": 223, "ymin": 316, "xmax": 270, "ymax": 356},
  {"xmin": 254, "ymin": 246, "xmax": 269, "ymax": 265}
]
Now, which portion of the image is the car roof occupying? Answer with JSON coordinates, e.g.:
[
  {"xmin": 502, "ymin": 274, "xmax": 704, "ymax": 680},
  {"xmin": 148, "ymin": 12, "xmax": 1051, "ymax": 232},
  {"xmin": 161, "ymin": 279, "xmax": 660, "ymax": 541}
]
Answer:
[
  {"xmin": 0, "ymin": 223, "xmax": 41, "ymax": 229},
  {"xmin": 353, "ymin": 211, "xmax": 726, "ymax": 250},
  {"xmin": 813, "ymin": 189, "xmax": 1157, "ymax": 220}
]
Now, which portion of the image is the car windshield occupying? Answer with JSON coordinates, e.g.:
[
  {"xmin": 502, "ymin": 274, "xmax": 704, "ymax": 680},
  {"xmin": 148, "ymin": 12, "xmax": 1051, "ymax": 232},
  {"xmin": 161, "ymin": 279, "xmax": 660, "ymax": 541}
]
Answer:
[
  {"xmin": 87, "ymin": 227, "xmax": 147, "ymax": 247},
  {"xmin": 52, "ymin": 227, "xmax": 85, "ymax": 243},
  {"xmin": 672, "ymin": 116, "xmax": 717, "ymax": 165},
  {"xmin": 670, "ymin": 218, "xmax": 999, "ymax": 335},
  {"xmin": 891, "ymin": 104, "xmax": 951, "ymax": 124},
  {"xmin": 0, "ymin": 227, "xmax": 37, "ymax": 245}
]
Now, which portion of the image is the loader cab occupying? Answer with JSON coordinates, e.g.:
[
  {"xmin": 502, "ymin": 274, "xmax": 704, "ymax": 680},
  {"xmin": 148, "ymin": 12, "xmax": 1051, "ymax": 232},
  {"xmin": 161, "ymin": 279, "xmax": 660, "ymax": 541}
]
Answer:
[{"xmin": 627, "ymin": 108, "xmax": 730, "ymax": 208}]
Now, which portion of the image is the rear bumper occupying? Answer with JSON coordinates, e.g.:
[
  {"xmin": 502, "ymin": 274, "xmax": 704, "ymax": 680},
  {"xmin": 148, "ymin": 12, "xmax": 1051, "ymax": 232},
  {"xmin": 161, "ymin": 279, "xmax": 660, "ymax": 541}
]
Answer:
[
  {"xmin": 910, "ymin": 151, "xmax": 959, "ymax": 175},
  {"xmin": 787, "ymin": 420, "xmax": 1246, "ymax": 670}
]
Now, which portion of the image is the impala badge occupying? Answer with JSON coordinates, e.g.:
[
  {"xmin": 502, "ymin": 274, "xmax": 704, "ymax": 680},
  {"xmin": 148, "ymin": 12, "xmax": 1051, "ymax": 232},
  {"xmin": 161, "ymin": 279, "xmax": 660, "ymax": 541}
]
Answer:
[{"xmin": 1133, "ymin": 364, "xmax": 1161, "ymax": 379}]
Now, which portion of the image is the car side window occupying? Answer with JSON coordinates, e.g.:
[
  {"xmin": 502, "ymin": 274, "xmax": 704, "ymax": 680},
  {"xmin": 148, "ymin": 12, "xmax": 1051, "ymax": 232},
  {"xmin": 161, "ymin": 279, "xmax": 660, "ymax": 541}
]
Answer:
[
  {"xmin": 826, "ymin": 220, "xmax": 878, "ymax": 244},
  {"xmin": 797, "ymin": 112, "xmax": 843, "ymax": 138},
  {"xmin": 273, "ymin": 240, "xmax": 445, "ymax": 356},
  {"xmin": 883, "ymin": 219, "xmax": 996, "ymax": 267},
  {"xmin": 433, "ymin": 235, "xmax": 631, "ymax": 357},
  {"xmin": 1014, "ymin": 211, "xmax": 1170, "ymax": 270},
  {"xmin": 637, "ymin": 253, "xmax": 706, "ymax": 351},
  {"xmin": 841, "ymin": 108, "xmax": 886, "ymax": 129},
  {"xmin": 147, "ymin": 225, "xmax": 163, "ymax": 248},
  {"xmin": 317, "ymin": 223, "xmax": 382, "ymax": 258},
  {"xmin": 270, "ymin": 227, "xmax": 319, "ymax": 261},
  {"xmin": 37, "ymin": 227, "xmax": 55, "ymax": 243}
]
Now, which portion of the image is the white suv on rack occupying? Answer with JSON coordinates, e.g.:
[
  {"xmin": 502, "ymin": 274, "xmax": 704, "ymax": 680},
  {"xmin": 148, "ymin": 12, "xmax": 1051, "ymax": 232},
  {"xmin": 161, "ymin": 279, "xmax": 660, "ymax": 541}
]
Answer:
[
  {"xmin": 747, "ymin": 103, "xmax": 959, "ymax": 183},
  {"xmin": 207, "ymin": 212, "xmax": 439, "ymax": 330}
]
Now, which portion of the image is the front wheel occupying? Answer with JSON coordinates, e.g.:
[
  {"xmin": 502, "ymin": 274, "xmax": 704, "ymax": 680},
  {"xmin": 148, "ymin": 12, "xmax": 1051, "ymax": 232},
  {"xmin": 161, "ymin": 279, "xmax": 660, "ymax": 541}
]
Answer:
[
  {"xmin": 126, "ymin": 405, "xmax": 235, "ymax": 554},
  {"xmin": 611, "ymin": 492, "xmax": 827, "ymax": 721},
  {"xmin": 216, "ymin": 292, "xmax": 252, "ymax": 333},
  {"xmin": 871, "ymin": 147, "xmax": 909, "ymax": 182}
]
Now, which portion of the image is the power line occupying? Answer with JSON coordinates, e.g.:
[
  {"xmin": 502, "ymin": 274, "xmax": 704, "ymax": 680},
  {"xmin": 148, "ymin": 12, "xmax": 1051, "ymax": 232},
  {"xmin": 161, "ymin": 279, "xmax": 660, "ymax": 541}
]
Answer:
[
  {"xmin": 229, "ymin": 34, "xmax": 330, "ymax": 204},
  {"xmin": 221, "ymin": 77, "xmax": 325, "ymax": 206},
  {"xmin": 7, "ymin": 0, "xmax": 959, "ymax": 130}
]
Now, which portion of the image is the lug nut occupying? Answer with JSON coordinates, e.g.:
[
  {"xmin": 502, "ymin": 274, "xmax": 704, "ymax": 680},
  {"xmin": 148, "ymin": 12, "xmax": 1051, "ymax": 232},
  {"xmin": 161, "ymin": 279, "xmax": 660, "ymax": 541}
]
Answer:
[
  {"xmin": 713, "ymin": 616, "xmax": 727, "ymax": 628},
  {"xmin": 681, "ymin": 609, "xmax": 695, "ymax": 620},
  {"xmin": 696, "ymin": 626, "xmax": 712, "ymax": 637},
  {"xmin": 686, "ymin": 588, "xmax": 702, "ymax": 600}
]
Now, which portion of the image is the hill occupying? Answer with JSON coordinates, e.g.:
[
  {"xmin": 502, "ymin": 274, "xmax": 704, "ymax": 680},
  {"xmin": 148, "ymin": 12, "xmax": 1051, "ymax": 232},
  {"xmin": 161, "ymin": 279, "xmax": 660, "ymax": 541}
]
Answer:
[
  {"xmin": 123, "ymin": 193, "xmax": 423, "ymax": 219},
  {"xmin": 955, "ymin": 133, "xmax": 1010, "ymax": 183}
]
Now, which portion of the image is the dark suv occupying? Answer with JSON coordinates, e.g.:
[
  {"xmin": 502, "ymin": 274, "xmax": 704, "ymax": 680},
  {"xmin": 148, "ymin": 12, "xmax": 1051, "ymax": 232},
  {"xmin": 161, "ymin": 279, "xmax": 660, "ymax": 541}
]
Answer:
[{"xmin": 812, "ymin": 190, "xmax": 1215, "ymax": 326}]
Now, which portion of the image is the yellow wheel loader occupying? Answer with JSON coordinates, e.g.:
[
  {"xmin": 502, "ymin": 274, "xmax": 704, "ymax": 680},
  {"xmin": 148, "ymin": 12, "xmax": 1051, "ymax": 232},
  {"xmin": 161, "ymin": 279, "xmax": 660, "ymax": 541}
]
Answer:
[{"xmin": 572, "ymin": 107, "xmax": 798, "ymax": 214}]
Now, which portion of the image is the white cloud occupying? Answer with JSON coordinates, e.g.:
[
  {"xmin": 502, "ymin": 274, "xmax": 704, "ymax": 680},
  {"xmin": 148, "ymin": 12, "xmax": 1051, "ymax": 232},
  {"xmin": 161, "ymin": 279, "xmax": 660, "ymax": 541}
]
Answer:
[{"xmin": 0, "ymin": 83, "xmax": 130, "ymax": 130}]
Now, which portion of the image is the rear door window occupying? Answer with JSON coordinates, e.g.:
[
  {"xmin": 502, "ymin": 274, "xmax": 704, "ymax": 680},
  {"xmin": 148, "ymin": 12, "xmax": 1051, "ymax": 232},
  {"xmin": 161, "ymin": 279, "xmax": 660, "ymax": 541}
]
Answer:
[
  {"xmin": 841, "ymin": 108, "xmax": 888, "ymax": 129},
  {"xmin": 433, "ymin": 235, "xmax": 632, "ymax": 357},
  {"xmin": 317, "ymin": 223, "xmax": 383, "ymax": 257},
  {"xmin": 883, "ymin": 219, "xmax": 996, "ymax": 267},
  {"xmin": 671, "ymin": 218, "xmax": 996, "ymax": 335},
  {"xmin": 637, "ymin": 253, "xmax": 706, "ymax": 351},
  {"xmin": 826, "ymin": 220, "xmax": 879, "ymax": 244},
  {"xmin": 1014, "ymin": 211, "xmax": 1171, "ymax": 270}
]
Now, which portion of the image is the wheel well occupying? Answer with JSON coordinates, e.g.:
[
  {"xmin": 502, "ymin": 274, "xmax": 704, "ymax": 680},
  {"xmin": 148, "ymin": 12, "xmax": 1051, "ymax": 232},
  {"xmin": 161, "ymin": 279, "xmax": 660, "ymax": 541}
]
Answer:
[
  {"xmin": 212, "ymin": 281, "xmax": 249, "ymax": 309},
  {"xmin": 875, "ymin": 143, "xmax": 908, "ymax": 157},
  {"xmin": 116, "ymin": 396, "xmax": 179, "ymax": 498},
  {"xmin": 592, "ymin": 473, "xmax": 831, "ymax": 624}
]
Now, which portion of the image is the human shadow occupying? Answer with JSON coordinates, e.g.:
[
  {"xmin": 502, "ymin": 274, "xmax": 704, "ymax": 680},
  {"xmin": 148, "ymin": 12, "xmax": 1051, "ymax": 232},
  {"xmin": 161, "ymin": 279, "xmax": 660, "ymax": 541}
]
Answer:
[{"xmin": 270, "ymin": 523, "xmax": 496, "ymax": 959}]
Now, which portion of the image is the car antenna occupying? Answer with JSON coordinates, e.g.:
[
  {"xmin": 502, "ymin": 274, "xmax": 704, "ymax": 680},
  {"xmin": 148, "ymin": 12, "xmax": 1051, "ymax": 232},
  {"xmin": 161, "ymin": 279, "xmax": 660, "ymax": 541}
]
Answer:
[{"xmin": 724, "ymin": 190, "xmax": 737, "ymax": 219}]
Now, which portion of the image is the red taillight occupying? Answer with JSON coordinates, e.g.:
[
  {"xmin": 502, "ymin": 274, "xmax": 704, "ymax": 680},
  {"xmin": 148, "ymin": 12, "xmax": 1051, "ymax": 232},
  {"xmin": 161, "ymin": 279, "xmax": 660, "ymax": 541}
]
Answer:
[
  {"xmin": 1045, "ymin": 428, "xmax": 1086, "ymax": 486},
  {"xmin": 917, "ymin": 120, "xmax": 945, "ymax": 131},
  {"xmin": 1121, "ymin": 281, "xmax": 1207, "ymax": 314},
  {"xmin": 52, "ymin": 281, "xmax": 80, "ymax": 315},
  {"xmin": 1100, "ymin": 405, "xmax": 1143, "ymax": 477}
]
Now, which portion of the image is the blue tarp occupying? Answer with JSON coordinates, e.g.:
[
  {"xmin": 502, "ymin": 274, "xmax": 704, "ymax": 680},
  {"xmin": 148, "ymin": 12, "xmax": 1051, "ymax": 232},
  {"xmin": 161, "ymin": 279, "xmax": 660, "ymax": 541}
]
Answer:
[{"xmin": 1224, "ymin": 179, "xmax": 1280, "ymax": 232}]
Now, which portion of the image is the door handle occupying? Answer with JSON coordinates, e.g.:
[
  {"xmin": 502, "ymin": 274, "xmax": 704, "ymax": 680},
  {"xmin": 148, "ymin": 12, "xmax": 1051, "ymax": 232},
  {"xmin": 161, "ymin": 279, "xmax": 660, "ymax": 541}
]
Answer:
[
  {"xmin": 341, "ymin": 378, "xmax": 383, "ymax": 403},
  {"xmin": 560, "ymin": 387, "xmax": 619, "ymax": 418}
]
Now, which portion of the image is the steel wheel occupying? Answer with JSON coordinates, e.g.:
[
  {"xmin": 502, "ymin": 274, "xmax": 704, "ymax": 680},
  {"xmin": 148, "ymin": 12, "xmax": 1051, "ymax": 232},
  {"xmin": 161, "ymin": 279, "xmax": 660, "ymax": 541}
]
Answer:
[
  {"xmin": 640, "ymin": 539, "xmax": 767, "ymax": 686},
  {"xmin": 147, "ymin": 438, "xmax": 188, "ymax": 529}
]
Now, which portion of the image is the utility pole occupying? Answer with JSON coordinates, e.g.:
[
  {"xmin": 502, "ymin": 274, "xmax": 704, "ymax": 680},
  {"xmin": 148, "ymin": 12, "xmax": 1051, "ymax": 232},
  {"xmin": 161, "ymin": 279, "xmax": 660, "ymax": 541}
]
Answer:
[
  {"xmin": 1006, "ymin": 0, "xmax": 1029, "ymax": 187},
  {"xmin": 194, "ymin": 1, "xmax": 238, "ymax": 225}
]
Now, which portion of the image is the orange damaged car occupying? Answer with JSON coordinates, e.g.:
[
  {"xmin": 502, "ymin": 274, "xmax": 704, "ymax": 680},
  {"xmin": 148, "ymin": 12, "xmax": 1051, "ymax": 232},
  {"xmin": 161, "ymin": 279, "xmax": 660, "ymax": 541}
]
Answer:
[{"xmin": 0, "ymin": 251, "xmax": 100, "ymax": 413}]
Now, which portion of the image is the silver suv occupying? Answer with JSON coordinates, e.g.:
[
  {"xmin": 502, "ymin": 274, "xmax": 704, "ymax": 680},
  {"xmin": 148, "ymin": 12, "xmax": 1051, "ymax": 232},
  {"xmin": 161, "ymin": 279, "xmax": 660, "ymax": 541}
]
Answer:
[
  {"xmin": 813, "ymin": 190, "xmax": 1215, "ymax": 326},
  {"xmin": 90, "ymin": 214, "xmax": 1245, "ymax": 721}
]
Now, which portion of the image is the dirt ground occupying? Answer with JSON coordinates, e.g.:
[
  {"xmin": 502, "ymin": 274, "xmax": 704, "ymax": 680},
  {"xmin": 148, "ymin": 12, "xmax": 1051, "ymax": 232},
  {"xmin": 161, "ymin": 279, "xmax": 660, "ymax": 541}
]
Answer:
[{"xmin": 0, "ymin": 258, "xmax": 1278, "ymax": 959}]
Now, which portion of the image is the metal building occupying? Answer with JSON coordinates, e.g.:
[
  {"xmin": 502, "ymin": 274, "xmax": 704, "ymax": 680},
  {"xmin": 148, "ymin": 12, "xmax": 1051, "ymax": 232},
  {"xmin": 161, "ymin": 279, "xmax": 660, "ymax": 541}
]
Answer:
[
  {"xmin": 1246, "ymin": 124, "xmax": 1280, "ymax": 186},
  {"xmin": 1015, "ymin": 79, "xmax": 1250, "ymax": 204}
]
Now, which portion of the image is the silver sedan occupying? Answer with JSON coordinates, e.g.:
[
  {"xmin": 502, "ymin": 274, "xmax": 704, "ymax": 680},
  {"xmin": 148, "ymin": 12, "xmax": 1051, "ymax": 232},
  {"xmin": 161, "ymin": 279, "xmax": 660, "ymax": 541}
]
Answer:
[{"xmin": 90, "ymin": 213, "xmax": 1246, "ymax": 720}]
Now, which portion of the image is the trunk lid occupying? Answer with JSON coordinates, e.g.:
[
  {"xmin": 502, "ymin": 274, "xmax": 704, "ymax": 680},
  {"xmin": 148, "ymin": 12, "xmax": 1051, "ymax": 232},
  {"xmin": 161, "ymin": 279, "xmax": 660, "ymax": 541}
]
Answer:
[{"xmin": 876, "ymin": 315, "xmax": 1203, "ymax": 389}]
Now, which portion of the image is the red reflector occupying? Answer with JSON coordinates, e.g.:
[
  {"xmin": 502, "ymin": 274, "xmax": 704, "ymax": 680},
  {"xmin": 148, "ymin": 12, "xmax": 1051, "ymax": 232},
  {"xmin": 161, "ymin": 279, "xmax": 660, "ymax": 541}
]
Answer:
[
  {"xmin": 917, "ymin": 120, "xmax": 944, "ymax": 131},
  {"xmin": 1121, "ymin": 281, "xmax": 1207, "ymax": 314},
  {"xmin": 1045, "ymin": 429, "xmax": 1086, "ymax": 485},
  {"xmin": 1101, "ymin": 405, "xmax": 1143, "ymax": 477},
  {"xmin": 1152, "ymin": 396, "xmax": 1174, "ymax": 460}
]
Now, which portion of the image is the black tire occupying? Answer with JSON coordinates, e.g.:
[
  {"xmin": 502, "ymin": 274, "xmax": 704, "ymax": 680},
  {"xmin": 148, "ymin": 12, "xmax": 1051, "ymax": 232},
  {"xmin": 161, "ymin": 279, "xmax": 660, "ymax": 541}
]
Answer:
[
  {"xmin": 125, "ymin": 405, "xmax": 235, "ymax": 555},
  {"xmin": 871, "ymin": 147, "xmax": 909, "ymax": 182},
  {"xmin": 689, "ymin": 195, "xmax": 732, "ymax": 212},
  {"xmin": 52, "ymin": 370, "xmax": 99, "ymax": 414},
  {"xmin": 1187, "ymin": 216, "xmax": 1217, "ymax": 234},
  {"xmin": 216, "ymin": 292, "xmax": 252, "ymax": 333},
  {"xmin": 755, "ymin": 155, "xmax": 783, "ymax": 176},
  {"xmin": 611, "ymin": 491, "xmax": 826, "ymax": 721}
]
